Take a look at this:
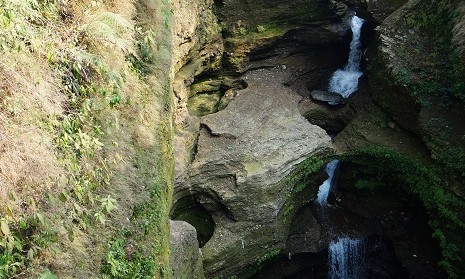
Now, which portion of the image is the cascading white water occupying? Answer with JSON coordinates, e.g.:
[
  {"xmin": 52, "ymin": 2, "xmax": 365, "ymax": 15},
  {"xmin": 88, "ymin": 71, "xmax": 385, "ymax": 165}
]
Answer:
[
  {"xmin": 316, "ymin": 160, "xmax": 340, "ymax": 205},
  {"xmin": 328, "ymin": 237, "xmax": 367, "ymax": 279},
  {"xmin": 328, "ymin": 15, "xmax": 365, "ymax": 98}
]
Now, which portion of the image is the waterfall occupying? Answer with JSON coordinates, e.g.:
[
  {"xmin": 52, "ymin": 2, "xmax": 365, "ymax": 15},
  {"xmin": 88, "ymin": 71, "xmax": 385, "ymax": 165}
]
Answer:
[
  {"xmin": 316, "ymin": 160, "xmax": 340, "ymax": 205},
  {"xmin": 328, "ymin": 237, "xmax": 367, "ymax": 279},
  {"xmin": 328, "ymin": 15, "xmax": 365, "ymax": 98}
]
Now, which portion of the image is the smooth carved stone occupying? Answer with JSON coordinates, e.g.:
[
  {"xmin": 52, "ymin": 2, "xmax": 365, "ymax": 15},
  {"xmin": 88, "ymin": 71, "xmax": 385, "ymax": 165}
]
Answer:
[{"xmin": 310, "ymin": 90, "xmax": 347, "ymax": 105}]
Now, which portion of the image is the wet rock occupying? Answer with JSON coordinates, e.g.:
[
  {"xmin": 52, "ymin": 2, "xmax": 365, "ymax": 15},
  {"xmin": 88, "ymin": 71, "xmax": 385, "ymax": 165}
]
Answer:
[
  {"xmin": 218, "ymin": 0, "xmax": 340, "ymax": 29},
  {"xmin": 299, "ymin": 97, "xmax": 356, "ymax": 133},
  {"xmin": 340, "ymin": 0, "xmax": 408, "ymax": 23},
  {"xmin": 190, "ymin": 79, "xmax": 223, "ymax": 97},
  {"xmin": 310, "ymin": 90, "xmax": 348, "ymax": 105},
  {"xmin": 283, "ymin": 26, "xmax": 345, "ymax": 47}
]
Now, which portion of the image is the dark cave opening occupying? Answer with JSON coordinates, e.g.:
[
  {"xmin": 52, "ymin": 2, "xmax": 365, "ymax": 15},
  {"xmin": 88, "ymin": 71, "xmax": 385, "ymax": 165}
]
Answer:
[{"xmin": 171, "ymin": 195, "xmax": 215, "ymax": 248}]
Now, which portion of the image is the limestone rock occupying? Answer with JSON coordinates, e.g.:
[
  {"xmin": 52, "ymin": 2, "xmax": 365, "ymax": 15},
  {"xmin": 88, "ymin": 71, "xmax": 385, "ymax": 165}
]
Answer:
[
  {"xmin": 217, "ymin": 89, "xmax": 238, "ymax": 111},
  {"xmin": 219, "ymin": 0, "xmax": 341, "ymax": 28},
  {"xmin": 170, "ymin": 220, "xmax": 206, "ymax": 279},
  {"xmin": 172, "ymin": 0, "xmax": 224, "ymax": 178},
  {"xmin": 177, "ymin": 67, "xmax": 332, "ymax": 278},
  {"xmin": 190, "ymin": 79, "xmax": 223, "ymax": 97}
]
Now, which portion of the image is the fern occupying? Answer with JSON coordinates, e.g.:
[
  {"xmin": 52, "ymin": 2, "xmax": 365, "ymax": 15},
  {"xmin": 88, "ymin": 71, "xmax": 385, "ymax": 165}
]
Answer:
[{"xmin": 83, "ymin": 12, "xmax": 134, "ymax": 51}]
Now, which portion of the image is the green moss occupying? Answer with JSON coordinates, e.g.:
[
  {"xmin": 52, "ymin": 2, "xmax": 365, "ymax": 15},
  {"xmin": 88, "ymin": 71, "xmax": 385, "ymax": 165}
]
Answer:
[
  {"xmin": 399, "ymin": 0, "xmax": 465, "ymax": 103},
  {"xmin": 355, "ymin": 180, "xmax": 385, "ymax": 193},
  {"xmin": 283, "ymin": 204, "xmax": 294, "ymax": 219},
  {"xmin": 187, "ymin": 91, "xmax": 222, "ymax": 117},
  {"xmin": 255, "ymin": 249, "xmax": 281, "ymax": 266},
  {"xmin": 230, "ymin": 24, "xmax": 287, "ymax": 41},
  {"xmin": 288, "ymin": 156, "xmax": 325, "ymax": 187},
  {"xmin": 286, "ymin": 2, "xmax": 334, "ymax": 24},
  {"xmin": 278, "ymin": 155, "xmax": 328, "ymax": 225}
]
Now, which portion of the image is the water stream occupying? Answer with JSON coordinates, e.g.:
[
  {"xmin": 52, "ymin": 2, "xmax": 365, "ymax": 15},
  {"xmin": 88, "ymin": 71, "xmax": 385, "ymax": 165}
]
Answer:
[
  {"xmin": 328, "ymin": 237, "xmax": 367, "ymax": 279},
  {"xmin": 316, "ymin": 160, "xmax": 340, "ymax": 205},
  {"xmin": 316, "ymin": 160, "xmax": 369, "ymax": 278},
  {"xmin": 328, "ymin": 15, "xmax": 365, "ymax": 98}
]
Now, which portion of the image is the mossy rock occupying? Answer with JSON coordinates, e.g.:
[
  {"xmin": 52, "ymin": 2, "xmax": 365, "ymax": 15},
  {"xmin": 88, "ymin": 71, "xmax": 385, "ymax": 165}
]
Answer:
[
  {"xmin": 190, "ymin": 79, "xmax": 223, "ymax": 97},
  {"xmin": 187, "ymin": 91, "xmax": 222, "ymax": 117}
]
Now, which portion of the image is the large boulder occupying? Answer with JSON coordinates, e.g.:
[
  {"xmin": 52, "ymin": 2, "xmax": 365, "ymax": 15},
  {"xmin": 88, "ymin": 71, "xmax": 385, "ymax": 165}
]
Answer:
[
  {"xmin": 175, "ymin": 67, "xmax": 332, "ymax": 278},
  {"xmin": 170, "ymin": 220, "xmax": 206, "ymax": 279}
]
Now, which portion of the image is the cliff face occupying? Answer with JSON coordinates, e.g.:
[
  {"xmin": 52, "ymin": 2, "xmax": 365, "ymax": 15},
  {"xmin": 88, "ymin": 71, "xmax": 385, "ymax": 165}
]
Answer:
[
  {"xmin": 365, "ymin": 1, "xmax": 465, "ymax": 277},
  {"xmin": 171, "ymin": 0, "xmax": 223, "ymax": 181},
  {"xmin": 0, "ymin": 0, "xmax": 176, "ymax": 278}
]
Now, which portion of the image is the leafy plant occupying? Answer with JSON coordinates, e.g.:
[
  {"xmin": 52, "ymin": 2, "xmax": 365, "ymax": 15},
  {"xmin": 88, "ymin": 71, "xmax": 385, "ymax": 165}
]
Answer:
[
  {"xmin": 100, "ymin": 238, "xmax": 156, "ymax": 279},
  {"xmin": 126, "ymin": 28, "xmax": 158, "ymax": 76},
  {"xmin": 237, "ymin": 27, "xmax": 248, "ymax": 36},
  {"xmin": 256, "ymin": 25, "xmax": 266, "ymax": 33},
  {"xmin": 39, "ymin": 269, "xmax": 57, "ymax": 279}
]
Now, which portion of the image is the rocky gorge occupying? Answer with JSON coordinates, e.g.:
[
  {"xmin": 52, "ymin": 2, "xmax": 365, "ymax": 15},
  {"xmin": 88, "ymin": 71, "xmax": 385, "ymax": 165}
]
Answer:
[
  {"xmin": 0, "ymin": 0, "xmax": 463, "ymax": 278},
  {"xmin": 169, "ymin": 0, "xmax": 465, "ymax": 278}
]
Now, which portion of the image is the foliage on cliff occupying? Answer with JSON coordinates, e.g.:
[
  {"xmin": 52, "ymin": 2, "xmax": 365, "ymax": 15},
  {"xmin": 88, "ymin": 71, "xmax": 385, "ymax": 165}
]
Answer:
[
  {"xmin": 378, "ymin": 0, "xmax": 465, "ymax": 174},
  {"xmin": 402, "ymin": 0, "xmax": 465, "ymax": 102},
  {"xmin": 345, "ymin": 146, "xmax": 465, "ymax": 279},
  {"xmin": 0, "ymin": 0, "xmax": 173, "ymax": 278},
  {"xmin": 369, "ymin": 10, "xmax": 465, "ymax": 274}
]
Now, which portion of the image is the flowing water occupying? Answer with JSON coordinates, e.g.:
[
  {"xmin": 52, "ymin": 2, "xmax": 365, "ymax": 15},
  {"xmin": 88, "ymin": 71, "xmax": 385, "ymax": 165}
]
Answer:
[
  {"xmin": 328, "ymin": 15, "xmax": 365, "ymax": 98},
  {"xmin": 328, "ymin": 237, "xmax": 367, "ymax": 279},
  {"xmin": 316, "ymin": 160, "xmax": 340, "ymax": 205}
]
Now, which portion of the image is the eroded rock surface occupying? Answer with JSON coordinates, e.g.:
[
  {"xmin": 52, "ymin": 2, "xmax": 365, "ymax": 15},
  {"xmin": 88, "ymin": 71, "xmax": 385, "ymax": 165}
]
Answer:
[
  {"xmin": 172, "ymin": 0, "xmax": 224, "ymax": 179},
  {"xmin": 176, "ymin": 67, "xmax": 332, "ymax": 278}
]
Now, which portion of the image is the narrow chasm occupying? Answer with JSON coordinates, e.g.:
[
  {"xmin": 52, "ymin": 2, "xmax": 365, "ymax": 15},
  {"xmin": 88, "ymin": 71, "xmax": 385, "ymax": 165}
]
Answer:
[{"xmin": 298, "ymin": 12, "xmax": 376, "ymax": 137}]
